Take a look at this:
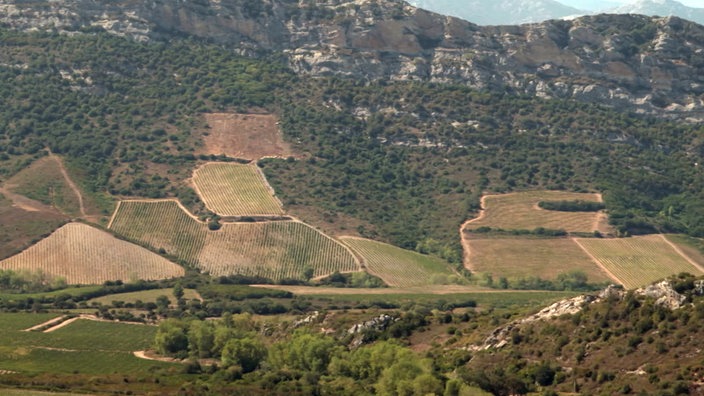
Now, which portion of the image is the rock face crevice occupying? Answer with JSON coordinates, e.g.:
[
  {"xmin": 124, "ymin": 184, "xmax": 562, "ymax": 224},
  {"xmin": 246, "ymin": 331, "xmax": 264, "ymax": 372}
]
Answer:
[{"xmin": 1, "ymin": 0, "xmax": 704, "ymax": 120}]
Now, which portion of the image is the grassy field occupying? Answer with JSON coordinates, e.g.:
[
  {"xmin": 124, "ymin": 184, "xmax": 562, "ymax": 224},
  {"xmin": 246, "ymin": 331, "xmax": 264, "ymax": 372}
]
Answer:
[
  {"xmin": 0, "ymin": 313, "xmax": 174, "ymax": 375},
  {"xmin": 665, "ymin": 234, "xmax": 704, "ymax": 268},
  {"xmin": 465, "ymin": 191, "xmax": 609, "ymax": 233},
  {"xmin": 340, "ymin": 237, "xmax": 461, "ymax": 287},
  {"xmin": 192, "ymin": 163, "xmax": 284, "ymax": 216},
  {"xmin": 575, "ymin": 235, "xmax": 704, "ymax": 289},
  {"xmin": 3, "ymin": 156, "xmax": 82, "ymax": 217},
  {"xmin": 88, "ymin": 288, "xmax": 201, "ymax": 305},
  {"xmin": 0, "ymin": 223, "xmax": 184, "ymax": 284},
  {"xmin": 466, "ymin": 237, "xmax": 613, "ymax": 283},
  {"xmin": 254, "ymin": 285, "xmax": 580, "ymax": 309},
  {"xmin": 110, "ymin": 200, "xmax": 359, "ymax": 280}
]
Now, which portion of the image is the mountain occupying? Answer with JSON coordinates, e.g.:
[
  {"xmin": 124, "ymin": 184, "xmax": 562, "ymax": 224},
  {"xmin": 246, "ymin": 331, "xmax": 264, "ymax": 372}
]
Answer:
[
  {"xmin": 406, "ymin": 0, "xmax": 583, "ymax": 25},
  {"xmin": 1, "ymin": 0, "xmax": 703, "ymax": 121},
  {"xmin": 610, "ymin": 0, "xmax": 704, "ymax": 26},
  {"xmin": 557, "ymin": 0, "xmax": 621, "ymax": 11}
]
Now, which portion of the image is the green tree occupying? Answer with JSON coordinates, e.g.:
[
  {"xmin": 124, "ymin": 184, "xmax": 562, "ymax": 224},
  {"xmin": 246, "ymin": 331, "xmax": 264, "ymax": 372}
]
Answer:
[
  {"xmin": 221, "ymin": 337, "xmax": 267, "ymax": 373},
  {"xmin": 154, "ymin": 319, "xmax": 189, "ymax": 356}
]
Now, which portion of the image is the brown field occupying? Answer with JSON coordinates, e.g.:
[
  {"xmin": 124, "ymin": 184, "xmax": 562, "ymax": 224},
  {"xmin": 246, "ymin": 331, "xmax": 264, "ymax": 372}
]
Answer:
[
  {"xmin": 250, "ymin": 284, "xmax": 501, "ymax": 295},
  {"xmin": 192, "ymin": 163, "xmax": 284, "ymax": 216},
  {"xmin": 575, "ymin": 234, "xmax": 704, "ymax": 289},
  {"xmin": 199, "ymin": 113, "xmax": 294, "ymax": 160},
  {"xmin": 466, "ymin": 237, "xmax": 614, "ymax": 283},
  {"xmin": 464, "ymin": 191, "xmax": 610, "ymax": 233},
  {"xmin": 0, "ymin": 222, "xmax": 184, "ymax": 284}
]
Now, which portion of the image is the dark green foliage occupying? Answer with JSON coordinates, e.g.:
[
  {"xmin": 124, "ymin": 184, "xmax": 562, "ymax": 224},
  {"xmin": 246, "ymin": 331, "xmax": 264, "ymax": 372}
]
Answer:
[{"xmin": 538, "ymin": 200, "xmax": 606, "ymax": 212}]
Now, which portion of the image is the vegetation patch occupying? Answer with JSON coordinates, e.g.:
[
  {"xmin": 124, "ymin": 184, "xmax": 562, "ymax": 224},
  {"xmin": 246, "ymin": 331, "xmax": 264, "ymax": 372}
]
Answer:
[
  {"xmin": 341, "ymin": 237, "xmax": 463, "ymax": 287},
  {"xmin": 466, "ymin": 237, "xmax": 613, "ymax": 284},
  {"xmin": 0, "ymin": 223, "xmax": 184, "ymax": 284},
  {"xmin": 575, "ymin": 234, "xmax": 704, "ymax": 289},
  {"xmin": 192, "ymin": 162, "xmax": 284, "ymax": 216}
]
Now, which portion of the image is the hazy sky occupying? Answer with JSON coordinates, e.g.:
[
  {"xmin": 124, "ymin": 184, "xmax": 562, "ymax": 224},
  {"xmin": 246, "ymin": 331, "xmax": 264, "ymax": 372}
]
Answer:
[{"xmin": 610, "ymin": 0, "xmax": 704, "ymax": 6}]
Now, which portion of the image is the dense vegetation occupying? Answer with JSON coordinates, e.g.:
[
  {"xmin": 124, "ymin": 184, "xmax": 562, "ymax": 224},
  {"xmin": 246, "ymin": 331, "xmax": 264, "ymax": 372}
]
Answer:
[
  {"xmin": 2, "ymin": 28, "xmax": 704, "ymax": 269},
  {"xmin": 538, "ymin": 200, "xmax": 606, "ymax": 212}
]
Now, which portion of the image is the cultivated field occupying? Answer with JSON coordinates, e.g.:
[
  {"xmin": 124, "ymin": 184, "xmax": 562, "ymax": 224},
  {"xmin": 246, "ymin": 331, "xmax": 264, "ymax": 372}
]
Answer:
[
  {"xmin": 341, "ymin": 237, "xmax": 460, "ymax": 287},
  {"xmin": 466, "ymin": 237, "xmax": 614, "ymax": 283},
  {"xmin": 199, "ymin": 113, "xmax": 294, "ymax": 160},
  {"xmin": 109, "ymin": 200, "xmax": 359, "ymax": 280},
  {"xmin": 192, "ymin": 163, "xmax": 284, "ymax": 216},
  {"xmin": 88, "ymin": 288, "xmax": 201, "ymax": 306},
  {"xmin": 0, "ymin": 313, "xmax": 173, "ymax": 375},
  {"xmin": 0, "ymin": 223, "xmax": 184, "ymax": 284},
  {"xmin": 575, "ymin": 235, "xmax": 704, "ymax": 289},
  {"xmin": 465, "ymin": 191, "xmax": 610, "ymax": 233}
]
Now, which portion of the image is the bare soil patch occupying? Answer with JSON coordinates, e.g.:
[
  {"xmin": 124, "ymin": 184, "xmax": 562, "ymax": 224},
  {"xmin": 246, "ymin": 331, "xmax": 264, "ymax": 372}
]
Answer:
[{"xmin": 199, "ymin": 113, "xmax": 295, "ymax": 160}]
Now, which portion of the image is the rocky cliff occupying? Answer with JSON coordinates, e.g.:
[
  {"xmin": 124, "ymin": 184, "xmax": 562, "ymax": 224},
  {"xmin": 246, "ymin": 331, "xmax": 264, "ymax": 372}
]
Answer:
[{"xmin": 2, "ymin": 0, "xmax": 703, "ymax": 120}]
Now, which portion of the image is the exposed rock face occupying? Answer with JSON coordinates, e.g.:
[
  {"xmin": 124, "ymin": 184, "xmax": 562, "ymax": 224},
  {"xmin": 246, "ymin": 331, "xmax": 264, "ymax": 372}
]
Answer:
[
  {"xmin": 1, "ymin": 0, "xmax": 704, "ymax": 120},
  {"xmin": 637, "ymin": 280, "xmax": 687, "ymax": 310}
]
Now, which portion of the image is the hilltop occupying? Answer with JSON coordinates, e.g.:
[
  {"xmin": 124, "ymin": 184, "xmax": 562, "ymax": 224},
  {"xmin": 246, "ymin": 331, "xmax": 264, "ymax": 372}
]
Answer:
[{"xmin": 1, "ymin": 0, "xmax": 704, "ymax": 120}]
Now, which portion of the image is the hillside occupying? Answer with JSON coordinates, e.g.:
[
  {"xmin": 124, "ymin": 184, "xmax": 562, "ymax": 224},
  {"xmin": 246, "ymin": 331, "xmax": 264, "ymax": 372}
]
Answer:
[{"xmin": 1, "ymin": 0, "xmax": 704, "ymax": 119}]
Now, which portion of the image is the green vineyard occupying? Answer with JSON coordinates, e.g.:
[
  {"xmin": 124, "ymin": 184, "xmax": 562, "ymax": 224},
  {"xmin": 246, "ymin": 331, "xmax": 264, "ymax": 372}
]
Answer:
[
  {"xmin": 341, "ymin": 237, "xmax": 461, "ymax": 287},
  {"xmin": 575, "ymin": 235, "xmax": 704, "ymax": 289},
  {"xmin": 0, "ymin": 223, "xmax": 184, "ymax": 284},
  {"xmin": 192, "ymin": 163, "xmax": 284, "ymax": 216},
  {"xmin": 109, "ymin": 200, "xmax": 359, "ymax": 280}
]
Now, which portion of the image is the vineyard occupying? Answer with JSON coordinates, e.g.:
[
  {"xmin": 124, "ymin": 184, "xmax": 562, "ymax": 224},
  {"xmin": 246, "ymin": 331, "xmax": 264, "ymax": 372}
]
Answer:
[
  {"xmin": 340, "ymin": 237, "xmax": 461, "ymax": 287},
  {"xmin": 575, "ymin": 235, "xmax": 704, "ymax": 289},
  {"xmin": 465, "ymin": 191, "xmax": 610, "ymax": 233},
  {"xmin": 192, "ymin": 163, "xmax": 284, "ymax": 216},
  {"xmin": 0, "ymin": 223, "xmax": 184, "ymax": 284},
  {"xmin": 465, "ymin": 237, "xmax": 613, "ymax": 283},
  {"xmin": 109, "ymin": 200, "xmax": 359, "ymax": 280}
]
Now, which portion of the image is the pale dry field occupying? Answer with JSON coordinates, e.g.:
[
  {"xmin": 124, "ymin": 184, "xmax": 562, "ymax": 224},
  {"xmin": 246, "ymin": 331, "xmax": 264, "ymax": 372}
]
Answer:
[
  {"xmin": 575, "ymin": 234, "xmax": 704, "ymax": 289},
  {"xmin": 465, "ymin": 191, "xmax": 610, "ymax": 233},
  {"xmin": 0, "ymin": 223, "xmax": 184, "ymax": 284},
  {"xmin": 199, "ymin": 113, "xmax": 294, "ymax": 160},
  {"xmin": 341, "ymin": 237, "xmax": 460, "ymax": 287},
  {"xmin": 192, "ymin": 163, "xmax": 284, "ymax": 216},
  {"xmin": 466, "ymin": 237, "xmax": 613, "ymax": 283}
]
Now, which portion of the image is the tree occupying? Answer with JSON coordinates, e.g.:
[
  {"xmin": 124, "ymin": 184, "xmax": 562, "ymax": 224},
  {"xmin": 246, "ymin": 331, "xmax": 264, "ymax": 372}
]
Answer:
[
  {"xmin": 221, "ymin": 337, "xmax": 267, "ymax": 373},
  {"xmin": 188, "ymin": 320, "xmax": 215, "ymax": 358},
  {"xmin": 173, "ymin": 282, "xmax": 184, "ymax": 300},
  {"xmin": 154, "ymin": 319, "xmax": 189, "ymax": 356}
]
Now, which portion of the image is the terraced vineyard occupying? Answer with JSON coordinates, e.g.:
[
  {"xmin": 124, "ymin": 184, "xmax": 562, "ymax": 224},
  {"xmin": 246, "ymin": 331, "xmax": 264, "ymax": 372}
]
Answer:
[
  {"xmin": 575, "ymin": 235, "xmax": 704, "ymax": 289},
  {"xmin": 341, "ymin": 237, "xmax": 460, "ymax": 287},
  {"xmin": 466, "ymin": 237, "xmax": 613, "ymax": 283},
  {"xmin": 192, "ymin": 163, "xmax": 284, "ymax": 216},
  {"xmin": 465, "ymin": 191, "xmax": 609, "ymax": 233},
  {"xmin": 0, "ymin": 223, "xmax": 184, "ymax": 284},
  {"xmin": 109, "ymin": 200, "xmax": 359, "ymax": 280}
]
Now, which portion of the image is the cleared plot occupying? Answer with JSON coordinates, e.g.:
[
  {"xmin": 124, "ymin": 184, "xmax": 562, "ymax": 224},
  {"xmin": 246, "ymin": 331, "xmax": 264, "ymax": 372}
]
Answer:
[
  {"xmin": 199, "ymin": 113, "xmax": 294, "ymax": 160},
  {"xmin": 109, "ymin": 200, "xmax": 359, "ymax": 280},
  {"xmin": 340, "ymin": 237, "xmax": 460, "ymax": 287},
  {"xmin": 193, "ymin": 163, "xmax": 284, "ymax": 216},
  {"xmin": 576, "ymin": 235, "xmax": 704, "ymax": 289},
  {"xmin": 664, "ymin": 234, "xmax": 704, "ymax": 269},
  {"xmin": 466, "ymin": 191, "xmax": 609, "ymax": 233},
  {"xmin": 0, "ymin": 223, "xmax": 184, "ymax": 284},
  {"xmin": 466, "ymin": 237, "xmax": 613, "ymax": 283}
]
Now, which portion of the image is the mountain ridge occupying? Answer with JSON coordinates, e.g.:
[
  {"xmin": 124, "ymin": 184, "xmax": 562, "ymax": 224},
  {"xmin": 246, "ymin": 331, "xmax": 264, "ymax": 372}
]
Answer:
[{"xmin": 1, "ymin": 0, "xmax": 703, "ymax": 121}]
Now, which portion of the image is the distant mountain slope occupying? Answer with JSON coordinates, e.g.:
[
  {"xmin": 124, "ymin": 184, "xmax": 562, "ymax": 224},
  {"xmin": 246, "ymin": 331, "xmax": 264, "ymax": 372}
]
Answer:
[
  {"xmin": 1, "ymin": 0, "xmax": 703, "ymax": 120},
  {"xmin": 406, "ymin": 0, "xmax": 583, "ymax": 25},
  {"xmin": 610, "ymin": 0, "xmax": 704, "ymax": 25}
]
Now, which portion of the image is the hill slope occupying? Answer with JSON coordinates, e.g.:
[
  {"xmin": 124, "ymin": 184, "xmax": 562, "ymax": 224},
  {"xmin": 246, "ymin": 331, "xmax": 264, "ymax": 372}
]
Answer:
[{"xmin": 1, "ymin": 0, "xmax": 704, "ymax": 119}]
